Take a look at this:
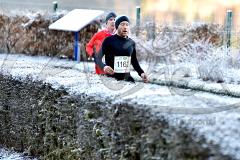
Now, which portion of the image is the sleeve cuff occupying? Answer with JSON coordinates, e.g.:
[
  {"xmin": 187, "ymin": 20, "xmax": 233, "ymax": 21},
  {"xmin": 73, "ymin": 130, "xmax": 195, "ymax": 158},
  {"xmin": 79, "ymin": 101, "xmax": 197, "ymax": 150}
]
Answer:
[{"xmin": 138, "ymin": 71, "xmax": 144, "ymax": 77}]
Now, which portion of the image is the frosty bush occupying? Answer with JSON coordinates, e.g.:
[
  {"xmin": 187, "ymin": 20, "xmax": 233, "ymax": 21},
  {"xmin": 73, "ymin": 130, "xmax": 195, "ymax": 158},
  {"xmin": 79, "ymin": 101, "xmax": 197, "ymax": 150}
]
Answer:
[
  {"xmin": 133, "ymin": 22, "xmax": 222, "ymax": 62},
  {"xmin": 132, "ymin": 22, "xmax": 240, "ymax": 83}
]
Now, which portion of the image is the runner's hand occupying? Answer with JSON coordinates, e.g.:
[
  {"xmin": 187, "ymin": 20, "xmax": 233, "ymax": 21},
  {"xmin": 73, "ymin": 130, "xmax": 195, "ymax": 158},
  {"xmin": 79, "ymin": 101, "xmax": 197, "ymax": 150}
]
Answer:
[
  {"xmin": 104, "ymin": 66, "xmax": 114, "ymax": 75},
  {"xmin": 141, "ymin": 73, "xmax": 148, "ymax": 83}
]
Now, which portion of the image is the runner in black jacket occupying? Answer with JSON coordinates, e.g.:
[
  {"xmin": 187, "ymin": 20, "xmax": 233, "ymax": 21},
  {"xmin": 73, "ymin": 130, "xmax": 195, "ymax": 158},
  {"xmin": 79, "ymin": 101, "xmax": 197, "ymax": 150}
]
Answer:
[{"xmin": 95, "ymin": 15, "xmax": 148, "ymax": 83}]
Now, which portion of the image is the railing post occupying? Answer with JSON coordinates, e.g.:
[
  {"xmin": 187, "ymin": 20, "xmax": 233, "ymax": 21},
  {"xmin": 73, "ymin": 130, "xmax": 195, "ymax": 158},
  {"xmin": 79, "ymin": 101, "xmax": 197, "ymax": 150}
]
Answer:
[
  {"xmin": 74, "ymin": 32, "xmax": 81, "ymax": 61},
  {"xmin": 53, "ymin": 1, "xmax": 58, "ymax": 12},
  {"xmin": 226, "ymin": 10, "xmax": 233, "ymax": 48},
  {"xmin": 136, "ymin": 6, "xmax": 141, "ymax": 36}
]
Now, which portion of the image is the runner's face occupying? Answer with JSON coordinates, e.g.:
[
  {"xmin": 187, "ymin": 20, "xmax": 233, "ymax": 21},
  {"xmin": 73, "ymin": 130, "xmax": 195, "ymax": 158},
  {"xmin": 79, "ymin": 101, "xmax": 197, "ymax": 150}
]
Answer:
[
  {"xmin": 117, "ymin": 21, "xmax": 129, "ymax": 37},
  {"xmin": 106, "ymin": 17, "xmax": 115, "ymax": 30}
]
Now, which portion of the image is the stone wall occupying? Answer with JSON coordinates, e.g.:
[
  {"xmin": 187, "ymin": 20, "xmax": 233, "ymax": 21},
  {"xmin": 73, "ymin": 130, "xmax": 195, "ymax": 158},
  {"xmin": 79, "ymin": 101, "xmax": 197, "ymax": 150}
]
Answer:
[
  {"xmin": 0, "ymin": 12, "xmax": 99, "ymax": 59},
  {"xmin": 0, "ymin": 75, "xmax": 232, "ymax": 160}
]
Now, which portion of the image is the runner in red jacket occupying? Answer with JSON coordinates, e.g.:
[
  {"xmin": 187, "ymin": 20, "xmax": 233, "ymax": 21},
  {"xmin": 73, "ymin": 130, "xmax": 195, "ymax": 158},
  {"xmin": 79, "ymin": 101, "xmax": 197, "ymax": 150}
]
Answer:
[{"xmin": 86, "ymin": 12, "xmax": 117, "ymax": 74}]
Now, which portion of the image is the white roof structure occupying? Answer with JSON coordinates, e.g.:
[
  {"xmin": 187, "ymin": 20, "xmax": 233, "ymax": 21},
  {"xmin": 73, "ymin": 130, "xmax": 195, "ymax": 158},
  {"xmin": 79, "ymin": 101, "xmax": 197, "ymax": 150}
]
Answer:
[{"xmin": 49, "ymin": 9, "xmax": 104, "ymax": 32}]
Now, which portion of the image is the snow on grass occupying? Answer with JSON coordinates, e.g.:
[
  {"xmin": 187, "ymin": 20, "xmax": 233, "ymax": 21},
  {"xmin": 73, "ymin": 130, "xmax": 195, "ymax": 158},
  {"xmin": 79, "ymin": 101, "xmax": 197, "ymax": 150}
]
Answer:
[
  {"xmin": 0, "ymin": 148, "xmax": 37, "ymax": 160},
  {"xmin": 1, "ymin": 53, "xmax": 240, "ymax": 159}
]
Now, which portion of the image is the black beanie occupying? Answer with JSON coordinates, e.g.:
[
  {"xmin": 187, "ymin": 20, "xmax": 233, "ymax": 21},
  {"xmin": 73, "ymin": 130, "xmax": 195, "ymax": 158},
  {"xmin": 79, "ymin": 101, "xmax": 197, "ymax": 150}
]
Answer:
[
  {"xmin": 105, "ymin": 12, "xmax": 117, "ymax": 23},
  {"xmin": 115, "ymin": 15, "xmax": 130, "ymax": 29}
]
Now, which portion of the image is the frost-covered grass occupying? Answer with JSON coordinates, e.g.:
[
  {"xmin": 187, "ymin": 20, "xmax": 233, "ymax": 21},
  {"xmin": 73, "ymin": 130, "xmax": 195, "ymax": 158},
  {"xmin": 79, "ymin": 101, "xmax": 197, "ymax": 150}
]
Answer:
[
  {"xmin": 1, "ymin": 53, "xmax": 240, "ymax": 159},
  {"xmin": 0, "ymin": 148, "xmax": 37, "ymax": 160}
]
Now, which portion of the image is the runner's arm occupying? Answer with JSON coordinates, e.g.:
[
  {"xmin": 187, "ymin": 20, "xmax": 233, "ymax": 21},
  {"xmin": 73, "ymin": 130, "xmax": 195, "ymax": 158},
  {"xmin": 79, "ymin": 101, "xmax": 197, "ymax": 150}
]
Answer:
[
  {"xmin": 86, "ymin": 34, "xmax": 97, "ymax": 57},
  {"xmin": 93, "ymin": 43, "xmax": 106, "ymax": 69},
  {"xmin": 131, "ymin": 47, "xmax": 144, "ymax": 76}
]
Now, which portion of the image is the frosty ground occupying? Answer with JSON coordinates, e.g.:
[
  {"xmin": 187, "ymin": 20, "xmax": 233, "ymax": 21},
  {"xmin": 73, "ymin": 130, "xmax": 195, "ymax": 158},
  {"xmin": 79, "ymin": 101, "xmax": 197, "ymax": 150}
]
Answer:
[{"xmin": 0, "ymin": 53, "xmax": 240, "ymax": 159}]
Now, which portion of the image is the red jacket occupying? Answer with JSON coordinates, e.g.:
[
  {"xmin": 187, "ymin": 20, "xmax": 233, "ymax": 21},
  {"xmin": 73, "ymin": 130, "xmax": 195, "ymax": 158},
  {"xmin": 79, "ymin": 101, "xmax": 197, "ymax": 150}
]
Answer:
[{"xmin": 86, "ymin": 29, "xmax": 113, "ymax": 74}]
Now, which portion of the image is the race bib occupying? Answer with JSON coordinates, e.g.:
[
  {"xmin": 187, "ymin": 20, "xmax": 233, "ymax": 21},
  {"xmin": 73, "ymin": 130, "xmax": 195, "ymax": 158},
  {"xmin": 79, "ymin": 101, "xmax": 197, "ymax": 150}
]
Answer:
[{"xmin": 114, "ymin": 56, "xmax": 131, "ymax": 73}]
